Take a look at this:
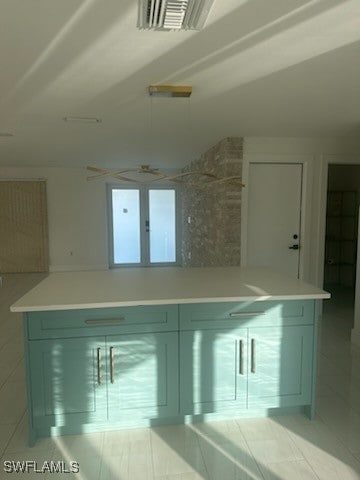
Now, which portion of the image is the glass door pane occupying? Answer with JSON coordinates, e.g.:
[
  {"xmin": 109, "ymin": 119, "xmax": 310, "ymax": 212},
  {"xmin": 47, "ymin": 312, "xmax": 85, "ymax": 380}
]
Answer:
[
  {"xmin": 112, "ymin": 189, "xmax": 141, "ymax": 264},
  {"xmin": 149, "ymin": 189, "xmax": 176, "ymax": 263}
]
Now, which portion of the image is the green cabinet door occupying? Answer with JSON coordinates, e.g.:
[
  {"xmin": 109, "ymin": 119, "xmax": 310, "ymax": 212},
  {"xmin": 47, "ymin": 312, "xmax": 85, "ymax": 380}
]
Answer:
[
  {"xmin": 107, "ymin": 332, "xmax": 179, "ymax": 420},
  {"xmin": 29, "ymin": 337, "xmax": 107, "ymax": 428},
  {"xmin": 180, "ymin": 329, "xmax": 247, "ymax": 415},
  {"xmin": 247, "ymin": 325, "xmax": 313, "ymax": 408}
]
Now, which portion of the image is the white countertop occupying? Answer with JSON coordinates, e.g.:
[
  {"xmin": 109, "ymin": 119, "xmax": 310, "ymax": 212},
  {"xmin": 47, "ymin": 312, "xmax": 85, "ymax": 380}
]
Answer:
[{"xmin": 10, "ymin": 267, "xmax": 330, "ymax": 313}]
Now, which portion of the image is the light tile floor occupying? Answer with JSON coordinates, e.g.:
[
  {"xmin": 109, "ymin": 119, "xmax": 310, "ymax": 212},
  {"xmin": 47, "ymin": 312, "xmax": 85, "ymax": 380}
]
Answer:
[{"xmin": 0, "ymin": 276, "xmax": 360, "ymax": 479}]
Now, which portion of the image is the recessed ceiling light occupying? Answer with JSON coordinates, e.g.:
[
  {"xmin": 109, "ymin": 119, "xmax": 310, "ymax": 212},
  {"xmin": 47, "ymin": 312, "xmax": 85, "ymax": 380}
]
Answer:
[
  {"xmin": 0, "ymin": 132, "xmax": 14, "ymax": 137},
  {"xmin": 63, "ymin": 117, "xmax": 102, "ymax": 123}
]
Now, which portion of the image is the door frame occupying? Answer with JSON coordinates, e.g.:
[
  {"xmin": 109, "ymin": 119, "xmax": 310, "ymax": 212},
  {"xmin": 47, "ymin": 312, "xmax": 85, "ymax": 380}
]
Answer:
[
  {"xmin": 315, "ymin": 154, "xmax": 360, "ymax": 288},
  {"xmin": 107, "ymin": 183, "xmax": 181, "ymax": 268},
  {"xmin": 241, "ymin": 154, "xmax": 313, "ymax": 280},
  {"xmin": 315, "ymin": 154, "xmax": 360, "ymax": 346}
]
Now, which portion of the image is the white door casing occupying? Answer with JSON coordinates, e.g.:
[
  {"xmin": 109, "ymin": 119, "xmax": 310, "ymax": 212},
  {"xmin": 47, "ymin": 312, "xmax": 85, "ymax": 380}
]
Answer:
[{"xmin": 243, "ymin": 163, "xmax": 303, "ymax": 278}]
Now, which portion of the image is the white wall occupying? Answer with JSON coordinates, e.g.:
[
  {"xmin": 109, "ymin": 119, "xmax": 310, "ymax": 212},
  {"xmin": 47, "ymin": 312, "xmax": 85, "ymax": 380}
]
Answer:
[
  {"xmin": 244, "ymin": 137, "xmax": 360, "ymax": 157},
  {"xmin": 3, "ymin": 136, "xmax": 360, "ymax": 277},
  {"xmin": 0, "ymin": 167, "xmax": 109, "ymax": 271},
  {"xmin": 242, "ymin": 137, "xmax": 360, "ymax": 287}
]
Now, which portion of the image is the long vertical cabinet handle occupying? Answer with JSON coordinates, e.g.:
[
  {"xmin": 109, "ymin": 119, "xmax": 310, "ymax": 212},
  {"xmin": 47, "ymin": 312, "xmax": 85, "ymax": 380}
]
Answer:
[
  {"xmin": 239, "ymin": 340, "xmax": 244, "ymax": 375},
  {"xmin": 251, "ymin": 339, "xmax": 256, "ymax": 373},
  {"xmin": 97, "ymin": 348, "xmax": 102, "ymax": 384},
  {"xmin": 110, "ymin": 347, "xmax": 115, "ymax": 384}
]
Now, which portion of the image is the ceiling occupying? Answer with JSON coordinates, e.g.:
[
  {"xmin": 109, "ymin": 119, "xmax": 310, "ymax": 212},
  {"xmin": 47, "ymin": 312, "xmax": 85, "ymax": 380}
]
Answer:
[{"xmin": 1, "ymin": 0, "xmax": 360, "ymax": 169}]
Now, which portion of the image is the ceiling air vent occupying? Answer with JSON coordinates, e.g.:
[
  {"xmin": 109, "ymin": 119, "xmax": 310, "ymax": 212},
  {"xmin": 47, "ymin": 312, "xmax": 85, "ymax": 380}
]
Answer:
[{"xmin": 138, "ymin": 0, "xmax": 215, "ymax": 31}]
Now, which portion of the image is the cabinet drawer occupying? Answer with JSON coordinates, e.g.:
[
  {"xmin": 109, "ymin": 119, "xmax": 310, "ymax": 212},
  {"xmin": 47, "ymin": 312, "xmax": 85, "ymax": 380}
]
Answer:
[
  {"xmin": 179, "ymin": 300, "xmax": 315, "ymax": 330},
  {"xmin": 27, "ymin": 305, "xmax": 179, "ymax": 339}
]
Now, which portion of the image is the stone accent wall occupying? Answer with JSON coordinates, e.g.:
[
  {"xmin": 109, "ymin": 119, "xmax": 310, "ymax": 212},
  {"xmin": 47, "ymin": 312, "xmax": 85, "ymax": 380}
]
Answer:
[{"xmin": 181, "ymin": 137, "xmax": 243, "ymax": 267}]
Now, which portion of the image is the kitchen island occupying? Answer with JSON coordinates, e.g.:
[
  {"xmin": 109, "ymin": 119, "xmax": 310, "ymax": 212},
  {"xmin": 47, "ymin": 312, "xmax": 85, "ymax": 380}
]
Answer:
[{"xmin": 11, "ymin": 267, "xmax": 330, "ymax": 445}]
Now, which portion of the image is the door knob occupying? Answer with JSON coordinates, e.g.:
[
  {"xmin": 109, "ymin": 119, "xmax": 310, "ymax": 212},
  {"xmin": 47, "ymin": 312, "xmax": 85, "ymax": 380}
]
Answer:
[{"xmin": 289, "ymin": 244, "xmax": 299, "ymax": 250}]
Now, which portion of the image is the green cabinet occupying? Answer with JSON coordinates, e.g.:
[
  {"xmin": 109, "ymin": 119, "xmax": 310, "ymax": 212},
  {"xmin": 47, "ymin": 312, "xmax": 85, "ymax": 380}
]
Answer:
[
  {"xmin": 180, "ymin": 329, "xmax": 247, "ymax": 414},
  {"xmin": 29, "ymin": 332, "xmax": 178, "ymax": 431},
  {"xmin": 247, "ymin": 326, "xmax": 313, "ymax": 408},
  {"xmin": 180, "ymin": 301, "xmax": 314, "ymax": 415},
  {"xmin": 29, "ymin": 337, "xmax": 108, "ymax": 428},
  {"xmin": 107, "ymin": 332, "xmax": 178, "ymax": 420},
  {"xmin": 24, "ymin": 299, "xmax": 318, "ymax": 443}
]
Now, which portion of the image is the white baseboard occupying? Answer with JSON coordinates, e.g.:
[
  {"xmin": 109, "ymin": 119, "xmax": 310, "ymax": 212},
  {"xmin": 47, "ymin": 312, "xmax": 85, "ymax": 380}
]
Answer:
[{"xmin": 49, "ymin": 264, "xmax": 109, "ymax": 272}]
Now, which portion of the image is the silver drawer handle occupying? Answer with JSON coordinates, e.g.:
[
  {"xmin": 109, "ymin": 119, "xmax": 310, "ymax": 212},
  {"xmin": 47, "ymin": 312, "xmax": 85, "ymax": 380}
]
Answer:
[
  {"xmin": 110, "ymin": 347, "xmax": 115, "ymax": 384},
  {"xmin": 251, "ymin": 339, "xmax": 256, "ymax": 373},
  {"xmin": 97, "ymin": 348, "xmax": 102, "ymax": 384},
  {"xmin": 85, "ymin": 318, "xmax": 125, "ymax": 325},
  {"xmin": 239, "ymin": 340, "xmax": 244, "ymax": 375},
  {"xmin": 229, "ymin": 312, "xmax": 265, "ymax": 318}
]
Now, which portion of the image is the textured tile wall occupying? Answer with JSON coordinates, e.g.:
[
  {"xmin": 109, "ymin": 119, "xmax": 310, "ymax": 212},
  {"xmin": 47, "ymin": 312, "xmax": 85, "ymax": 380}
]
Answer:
[{"xmin": 181, "ymin": 137, "xmax": 243, "ymax": 267}]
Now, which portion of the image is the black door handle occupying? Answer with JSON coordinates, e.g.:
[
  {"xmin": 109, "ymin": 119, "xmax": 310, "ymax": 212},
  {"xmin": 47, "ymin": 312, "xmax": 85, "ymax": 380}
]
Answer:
[{"xmin": 289, "ymin": 244, "xmax": 299, "ymax": 250}]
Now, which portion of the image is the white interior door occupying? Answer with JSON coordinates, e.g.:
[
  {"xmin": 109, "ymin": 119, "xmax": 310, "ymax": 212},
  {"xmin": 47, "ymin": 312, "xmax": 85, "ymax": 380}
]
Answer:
[{"xmin": 246, "ymin": 163, "xmax": 303, "ymax": 278}]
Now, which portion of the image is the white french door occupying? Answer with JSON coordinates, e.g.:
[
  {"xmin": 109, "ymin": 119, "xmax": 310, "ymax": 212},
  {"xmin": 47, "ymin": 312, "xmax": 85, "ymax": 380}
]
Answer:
[{"xmin": 108, "ymin": 185, "xmax": 179, "ymax": 267}]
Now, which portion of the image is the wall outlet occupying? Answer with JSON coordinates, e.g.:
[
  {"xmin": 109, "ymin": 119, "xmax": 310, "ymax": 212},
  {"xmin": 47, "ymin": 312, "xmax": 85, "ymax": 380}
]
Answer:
[{"xmin": 187, "ymin": 252, "xmax": 192, "ymax": 260}]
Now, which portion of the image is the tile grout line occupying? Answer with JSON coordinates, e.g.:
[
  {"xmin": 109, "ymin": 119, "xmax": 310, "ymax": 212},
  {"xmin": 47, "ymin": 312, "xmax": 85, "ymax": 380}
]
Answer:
[{"xmin": 0, "ymin": 410, "xmax": 27, "ymax": 463}]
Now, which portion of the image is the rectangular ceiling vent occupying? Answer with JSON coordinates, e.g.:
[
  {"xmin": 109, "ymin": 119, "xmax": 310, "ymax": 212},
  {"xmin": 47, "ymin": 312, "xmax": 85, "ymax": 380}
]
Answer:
[{"xmin": 138, "ymin": 0, "xmax": 215, "ymax": 31}]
